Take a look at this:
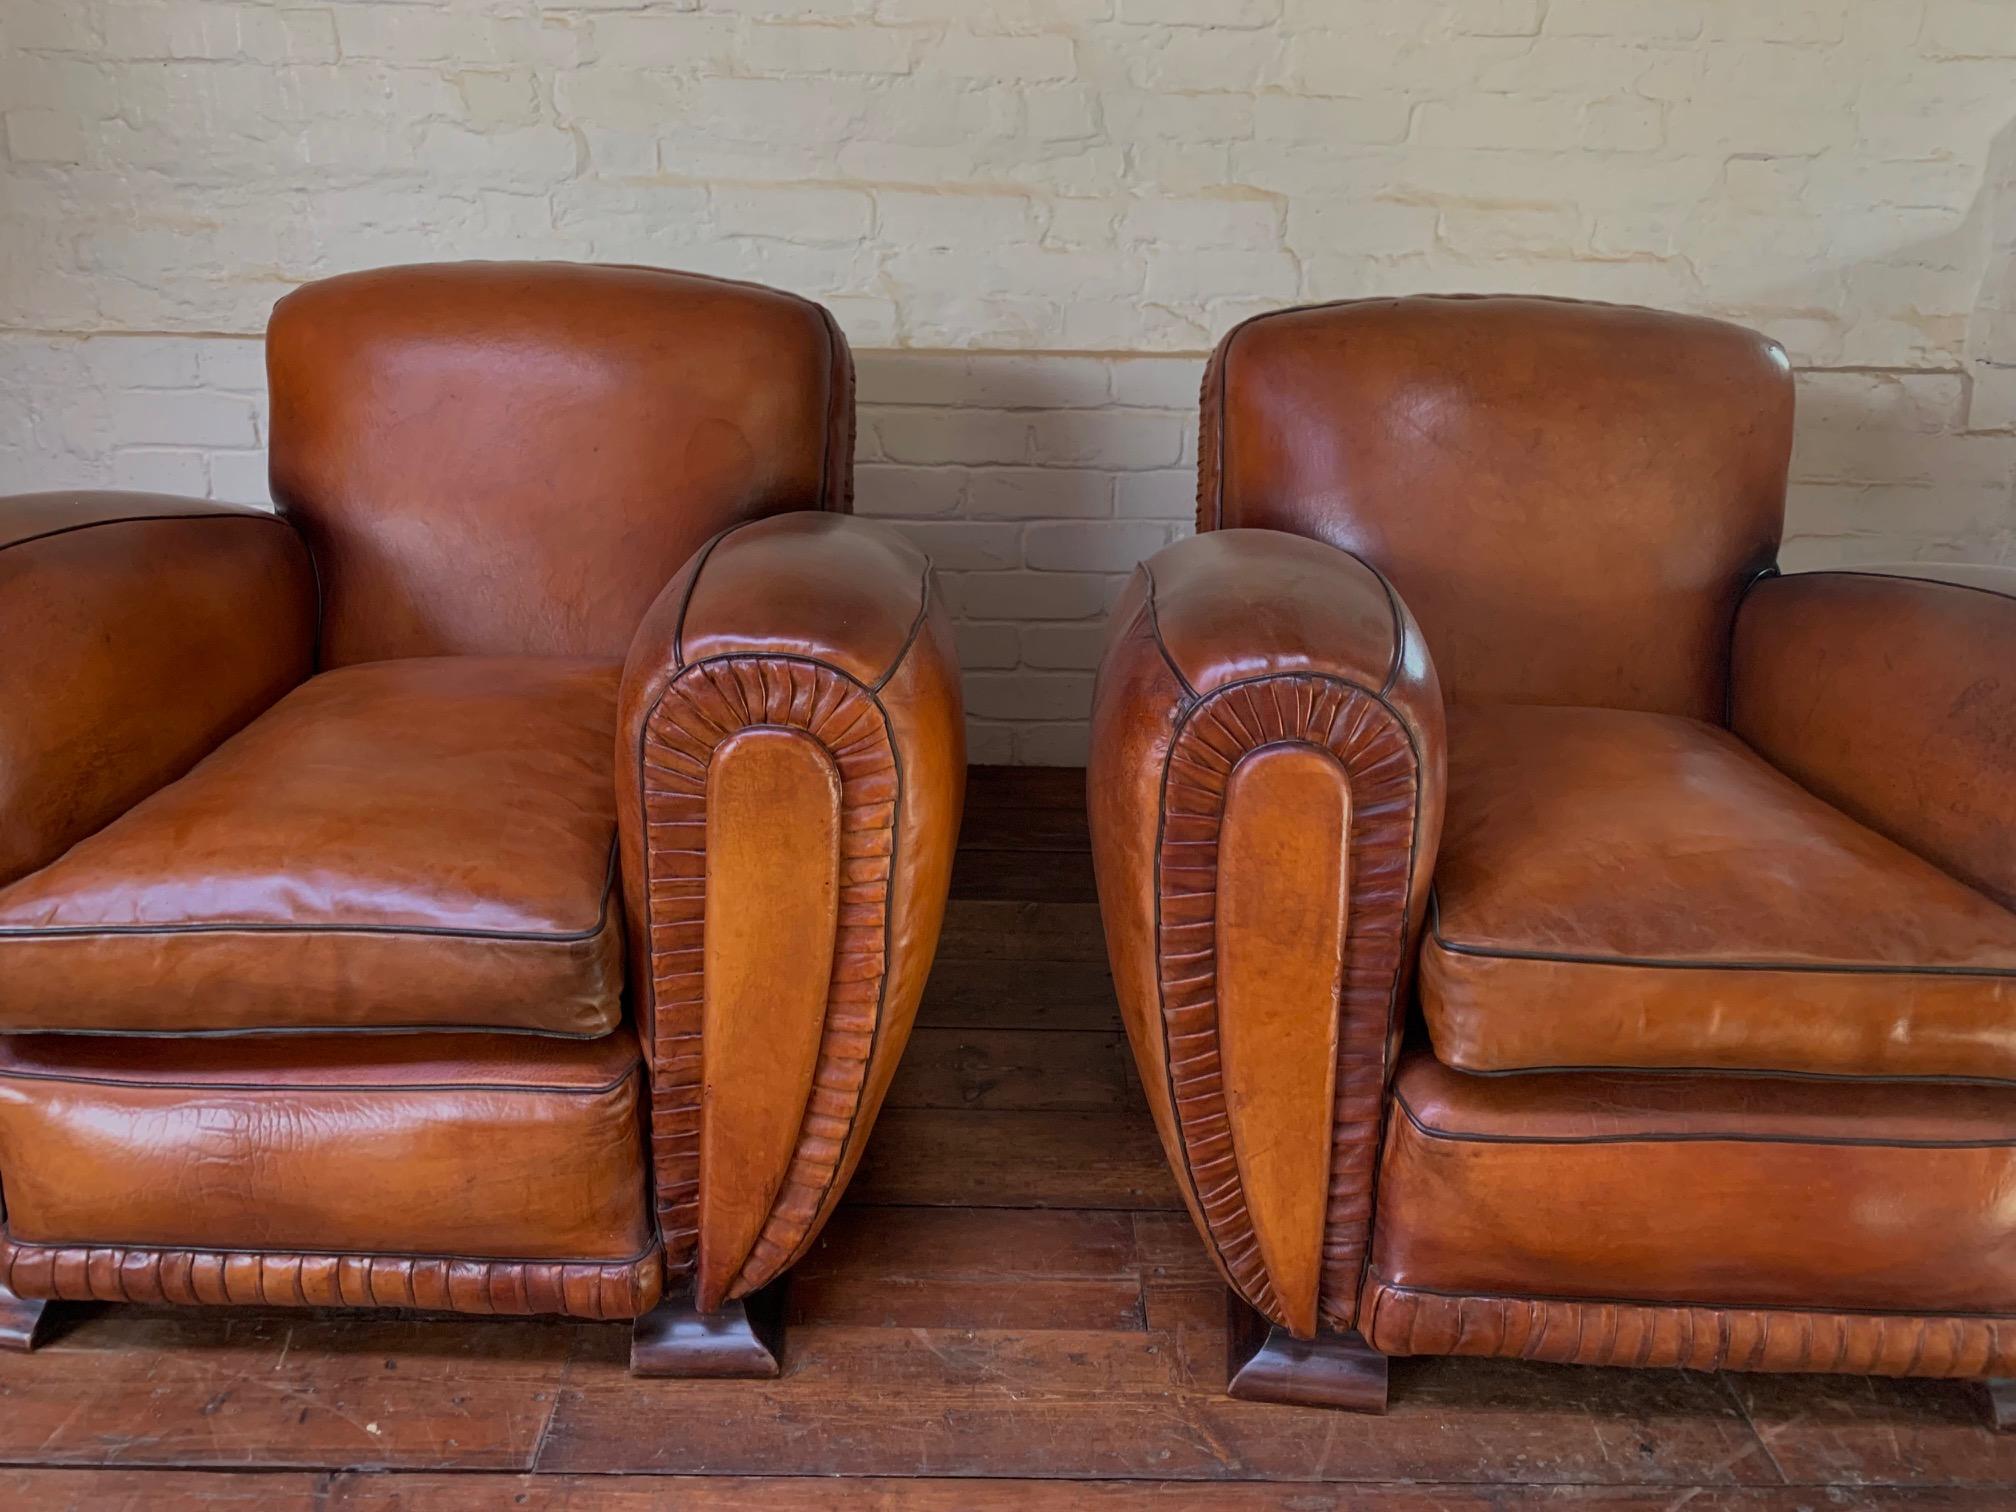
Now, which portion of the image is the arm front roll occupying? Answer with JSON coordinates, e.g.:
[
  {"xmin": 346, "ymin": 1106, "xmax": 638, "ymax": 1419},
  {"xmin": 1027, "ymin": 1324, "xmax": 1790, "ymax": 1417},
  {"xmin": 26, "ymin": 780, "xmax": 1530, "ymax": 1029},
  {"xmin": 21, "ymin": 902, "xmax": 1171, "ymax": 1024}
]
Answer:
[
  {"xmin": 616, "ymin": 512, "xmax": 963, "ymax": 1311},
  {"xmin": 1088, "ymin": 528, "xmax": 1445, "ymax": 1338}
]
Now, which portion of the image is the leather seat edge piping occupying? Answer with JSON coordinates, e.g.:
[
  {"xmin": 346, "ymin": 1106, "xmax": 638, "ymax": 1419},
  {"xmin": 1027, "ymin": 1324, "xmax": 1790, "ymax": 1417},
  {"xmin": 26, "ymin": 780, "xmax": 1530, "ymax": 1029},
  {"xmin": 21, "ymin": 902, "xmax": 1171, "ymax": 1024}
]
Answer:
[
  {"xmin": 0, "ymin": 1062, "xmax": 644, "ymax": 1098},
  {"xmin": 0, "ymin": 509, "xmax": 299, "ymax": 557},
  {"xmin": 1426, "ymin": 896, "xmax": 2016, "ymax": 979},
  {"xmin": 1364, "ymin": 1271, "xmax": 2016, "ymax": 1322},
  {"xmin": 1393, "ymin": 1090, "xmax": 2016, "ymax": 1149}
]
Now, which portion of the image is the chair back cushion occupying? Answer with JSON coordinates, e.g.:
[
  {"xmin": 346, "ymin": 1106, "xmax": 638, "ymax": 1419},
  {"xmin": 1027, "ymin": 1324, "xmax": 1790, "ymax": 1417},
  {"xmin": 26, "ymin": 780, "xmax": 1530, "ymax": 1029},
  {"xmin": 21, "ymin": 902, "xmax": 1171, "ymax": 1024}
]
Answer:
[
  {"xmin": 1199, "ymin": 295, "xmax": 1792, "ymax": 720},
  {"xmin": 269, "ymin": 262, "xmax": 852, "ymax": 667}
]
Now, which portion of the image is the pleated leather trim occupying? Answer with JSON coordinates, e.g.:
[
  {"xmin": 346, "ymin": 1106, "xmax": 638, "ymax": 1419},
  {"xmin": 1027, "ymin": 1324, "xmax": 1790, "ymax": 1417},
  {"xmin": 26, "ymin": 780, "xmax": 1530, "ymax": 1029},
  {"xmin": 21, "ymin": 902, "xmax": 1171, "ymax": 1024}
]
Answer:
[
  {"xmin": 1361, "ymin": 1277, "xmax": 2016, "ymax": 1377},
  {"xmin": 638, "ymin": 654, "xmax": 899, "ymax": 1299},
  {"xmin": 2, "ymin": 1232, "xmax": 663, "ymax": 1320},
  {"xmin": 1156, "ymin": 673, "xmax": 1421, "ymax": 1332}
]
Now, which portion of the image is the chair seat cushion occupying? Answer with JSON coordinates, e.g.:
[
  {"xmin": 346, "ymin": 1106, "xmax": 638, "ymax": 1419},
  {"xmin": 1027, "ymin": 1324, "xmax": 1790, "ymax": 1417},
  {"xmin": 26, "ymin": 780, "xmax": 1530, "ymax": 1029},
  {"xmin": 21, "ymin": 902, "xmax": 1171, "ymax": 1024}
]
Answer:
[
  {"xmin": 0, "ymin": 1030, "xmax": 657, "ymax": 1310},
  {"xmin": 0, "ymin": 657, "xmax": 624, "ymax": 1036},
  {"xmin": 1368, "ymin": 1049, "xmax": 2016, "ymax": 1318},
  {"xmin": 1421, "ymin": 704, "xmax": 2016, "ymax": 1080}
]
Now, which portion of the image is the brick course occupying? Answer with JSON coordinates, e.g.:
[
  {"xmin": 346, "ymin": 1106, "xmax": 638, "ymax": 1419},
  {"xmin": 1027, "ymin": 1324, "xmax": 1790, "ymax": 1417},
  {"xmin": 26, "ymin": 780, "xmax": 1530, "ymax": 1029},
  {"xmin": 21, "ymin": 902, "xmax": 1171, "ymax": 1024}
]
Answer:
[{"xmin": 2, "ymin": 1, "xmax": 2012, "ymax": 762}]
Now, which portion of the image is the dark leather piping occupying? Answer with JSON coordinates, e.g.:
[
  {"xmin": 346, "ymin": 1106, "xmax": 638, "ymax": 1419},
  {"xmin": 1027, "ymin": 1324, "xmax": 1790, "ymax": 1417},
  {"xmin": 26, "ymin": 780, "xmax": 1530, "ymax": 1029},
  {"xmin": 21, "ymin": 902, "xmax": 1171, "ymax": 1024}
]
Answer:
[
  {"xmin": 0, "ymin": 1062, "xmax": 642, "ymax": 1097},
  {"xmin": 0, "ymin": 841, "xmax": 622, "ymax": 945},
  {"xmin": 1, "ymin": 1226, "xmax": 662, "ymax": 1270},
  {"xmin": 1364, "ymin": 1270, "xmax": 2016, "ymax": 1323},
  {"xmin": 1146, "ymin": 659, "xmax": 1426, "ymax": 1315},
  {"xmin": 869, "ymin": 560, "xmax": 936, "ymax": 695},
  {"xmin": 0, "ymin": 508, "xmax": 295, "ymax": 557},
  {"xmin": 14, "ymin": 1020, "xmax": 612, "ymax": 1041},
  {"xmin": 638, "ymin": 533, "xmax": 917, "ymax": 1288},
  {"xmin": 1798, "ymin": 568, "xmax": 2016, "ymax": 606},
  {"xmin": 1428, "ymin": 895, "xmax": 2016, "ymax": 978},
  {"xmin": 1449, "ymin": 1060, "xmax": 2016, "ymax": 1089},
  {"xmin": 670, "ymin": 517, "xmax": 765, "ymax": 671},
  {"xmin": 1374, "ymin": 566, "xmax": 1407, "ymax": 695},
  {"xmin": 1723, "ymin": 561, "xmax": 1782, "ymax": 728},
  {"xmin": 1144, "ymin": 537, "xmax": 1409, "ymax": 710},
  {"xmin": 1138, "ymin": 562, "xmax": 1199, "ymax": 702},
  {"xmin": 1395, "ymin": 1092, "xmax": 2016, "ymax": 1149}
]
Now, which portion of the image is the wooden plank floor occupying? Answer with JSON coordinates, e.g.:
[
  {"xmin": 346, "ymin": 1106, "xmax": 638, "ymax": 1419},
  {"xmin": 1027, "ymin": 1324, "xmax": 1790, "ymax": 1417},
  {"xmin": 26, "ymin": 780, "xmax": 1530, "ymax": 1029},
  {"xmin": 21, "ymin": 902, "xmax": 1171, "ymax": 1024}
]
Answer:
[{"xmin": 3, "ymin": 765, "xmax": 2014, "ymax": 1509}]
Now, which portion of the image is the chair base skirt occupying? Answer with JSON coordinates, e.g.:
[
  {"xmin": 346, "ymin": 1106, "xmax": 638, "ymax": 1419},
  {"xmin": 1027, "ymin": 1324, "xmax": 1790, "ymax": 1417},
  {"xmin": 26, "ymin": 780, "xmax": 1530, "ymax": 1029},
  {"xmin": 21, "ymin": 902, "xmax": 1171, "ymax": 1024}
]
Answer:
[
  {"xmin": 1225, "ymin": 1293, "xmax": 1389, "ymax": 1413},
  {"xmin": 0, "ymin": 1275, "xmax": 50, "ymax": 1353},
  {"xmin": 0, "ymin": 1230, "xmax": 662, "ymax": 1322},
  {"xmin": 631, "ymin": 1283, "xmax": 784, "ymax": 1379}
]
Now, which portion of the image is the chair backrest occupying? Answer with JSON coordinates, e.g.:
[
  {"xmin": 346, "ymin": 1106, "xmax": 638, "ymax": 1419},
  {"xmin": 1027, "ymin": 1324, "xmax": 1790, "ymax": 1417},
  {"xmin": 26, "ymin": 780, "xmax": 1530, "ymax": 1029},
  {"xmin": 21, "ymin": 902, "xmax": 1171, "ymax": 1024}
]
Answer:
[
  {"xmin": 1199, "ymin": 295, "xmax": 1793, "ymax": 721},
  {"xmin": 269, "ymin": 262, "xmax": 852, "ymax": 668}
]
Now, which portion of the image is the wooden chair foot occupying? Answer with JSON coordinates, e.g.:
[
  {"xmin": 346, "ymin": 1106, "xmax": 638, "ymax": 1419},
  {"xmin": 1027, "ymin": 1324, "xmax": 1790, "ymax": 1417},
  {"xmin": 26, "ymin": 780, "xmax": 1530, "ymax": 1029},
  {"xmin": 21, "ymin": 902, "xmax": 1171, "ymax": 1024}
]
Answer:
[
  {"xmin": 1225, "ymin": 1292, "xmax": 1388, "ymax": 1412},
  {"xmin": 0, "ymin": 1277, "xmax": 50, "ymax": 1353},
  {"xmin": 1986, "ymin": 1378, "xmax": 2016, "ymax": 1432},
  {"xmin": 630, "ymin": 1283, "xmax": 783, "ymax": 1379}
]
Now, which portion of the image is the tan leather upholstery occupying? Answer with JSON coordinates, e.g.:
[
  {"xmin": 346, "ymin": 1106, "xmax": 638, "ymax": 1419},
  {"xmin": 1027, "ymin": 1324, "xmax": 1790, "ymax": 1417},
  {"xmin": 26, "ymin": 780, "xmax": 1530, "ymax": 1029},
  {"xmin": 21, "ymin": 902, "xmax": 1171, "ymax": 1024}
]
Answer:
[
  {"xmin": 1733, "ymin": 567, "xmax": 2016, "ymax": 912},
  {"xmin": 0, "ymin": 1031, "xmax": 654, "ymax": 1268},
  {"xmin": 1092, "ymin": 295, "xmax": 2016, "ymax": 1396},
  {"xmin": 1422, "ymin": 702, "xmax": 2016, "ymax": 1079},
  {"xmin": 269, "ymin": 261, "xmax": 852, "ymax": 667},
  {"xmin": 619, "ymin": 511, "xmax": 964, "ymax": 1307},
  {"xmin": 0, "ymin": 493, "xmax": 315, "ymax": 888},
  {"xmin": 1088, "ymin": 528, "xmax": 1441, "ymax": 1335},
  {"xmin": 1201, "ymin": 295, "xmax": 1791, "ymax": 720},
  {"xmin": 0, "ymin": 263, "xmax": 960, "ymax": 1345},
  {"xmin": 1370, "ymin": 1050, "xmax": 2016, "ymax": 1316},
  {"xmin": 0, "ymin": 657, "xmax": 625, "ymax": 1036}
]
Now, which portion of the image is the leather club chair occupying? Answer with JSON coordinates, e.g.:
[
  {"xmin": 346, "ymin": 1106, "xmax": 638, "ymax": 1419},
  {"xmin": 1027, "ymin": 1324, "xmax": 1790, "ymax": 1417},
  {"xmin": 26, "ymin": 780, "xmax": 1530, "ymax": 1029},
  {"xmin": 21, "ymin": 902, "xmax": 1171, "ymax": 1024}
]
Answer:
[
  {"xmin": 1089, "ymin": 294, "xmax": 2016, "ymax": 1418},
  {"xmin": 0, "ymin": 262, "xmax": 964, "ymax": 1376}
]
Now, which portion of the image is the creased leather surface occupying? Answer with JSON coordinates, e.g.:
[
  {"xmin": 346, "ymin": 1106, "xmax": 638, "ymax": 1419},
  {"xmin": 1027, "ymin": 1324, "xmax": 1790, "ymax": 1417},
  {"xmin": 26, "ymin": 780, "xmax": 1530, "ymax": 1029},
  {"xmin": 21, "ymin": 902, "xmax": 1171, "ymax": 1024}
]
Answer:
[
  {"xmin": 1, "ymin": 1234, "xmax": 661, "ymax": 1320},
  {"xmin": 1361, "ymin": 1281, "xmax": 2016, "ymax": 1378}
]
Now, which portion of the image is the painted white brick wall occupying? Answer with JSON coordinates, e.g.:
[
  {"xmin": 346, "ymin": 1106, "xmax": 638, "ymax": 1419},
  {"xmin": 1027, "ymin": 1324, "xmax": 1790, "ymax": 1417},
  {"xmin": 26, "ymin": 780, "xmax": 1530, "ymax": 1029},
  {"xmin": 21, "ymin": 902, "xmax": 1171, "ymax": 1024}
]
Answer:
[{"xmin": 3, "ymin": 1, "xmax": 2015, "ymax": 762}]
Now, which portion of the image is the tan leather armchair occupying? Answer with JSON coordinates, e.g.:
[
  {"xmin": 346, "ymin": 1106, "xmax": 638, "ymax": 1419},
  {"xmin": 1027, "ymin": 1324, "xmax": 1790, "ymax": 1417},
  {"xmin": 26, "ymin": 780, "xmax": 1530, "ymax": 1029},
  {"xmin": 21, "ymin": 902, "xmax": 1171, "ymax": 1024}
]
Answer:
[
  {"xmin": 1088, "ymin": 294, "xmax": 2016, "ymax": 1418},
  {"xmin": 0, "ymin": 262, "xmax": 964, "ymax": 1377}
]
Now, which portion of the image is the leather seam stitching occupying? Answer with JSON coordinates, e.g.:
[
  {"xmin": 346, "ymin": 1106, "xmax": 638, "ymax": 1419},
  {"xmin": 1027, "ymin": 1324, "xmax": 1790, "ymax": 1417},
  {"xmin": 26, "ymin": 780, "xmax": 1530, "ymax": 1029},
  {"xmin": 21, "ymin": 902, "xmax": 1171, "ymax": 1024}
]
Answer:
[
  {"xmin": 0, "ymin": 510, "xmax": 297, "ymax": 557},
  {"xmin": 1, "ymin": 1228, "xmax": 663, "ymax": 1269},
  {"xmin": 0, "ymin": 1063, "xmax": 642, "ymax": 1097},
  {"xmin": 1139, "ymin": 561, "xmax": 1201, "ymax": 702},
  {"xmin": 869, "ymin": 560, "xmax": 936, "ymax": 695},
  {"xmin": 1394, "ymin": 1091, "xmax": 2016, "ymax": 1150},
  {"xmin": 1427, "ymin": 895, "xmax": 2016, "ymax": 979},
  {"xmin": 1450, "ymin": 1061, "xmax": 2016, "ymax": 1088},
  {"xmin": 671, "ymin": 517, "xmax": 767, "ymax": 671},
  {"xmin": 1364, "ymin": 1272, "xmax": 2016, "ymax": 1323},
  {"xmin": 0, "ymin": 840, "xmax": 622, "ymax": 947}
]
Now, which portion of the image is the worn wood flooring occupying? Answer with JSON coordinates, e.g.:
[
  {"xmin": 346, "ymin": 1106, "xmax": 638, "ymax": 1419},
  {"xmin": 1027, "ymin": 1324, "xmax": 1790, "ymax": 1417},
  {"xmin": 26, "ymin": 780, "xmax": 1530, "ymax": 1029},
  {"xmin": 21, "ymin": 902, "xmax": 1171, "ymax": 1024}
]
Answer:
[{"xmin": 2, "ymin": 766, "xmax": 2011, "ymax": 1508}]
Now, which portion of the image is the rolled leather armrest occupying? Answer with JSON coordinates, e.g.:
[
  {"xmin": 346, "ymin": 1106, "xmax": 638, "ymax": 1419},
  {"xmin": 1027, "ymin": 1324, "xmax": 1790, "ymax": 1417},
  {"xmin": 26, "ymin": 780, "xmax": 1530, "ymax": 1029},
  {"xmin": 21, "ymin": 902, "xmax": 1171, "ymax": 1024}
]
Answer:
[
  {"xmin": 1088, "ymin": 527, "xmax": 1445, "ymax": 1339},
  {"xmin": 0, "ymin": 491, "xmax": 317, "ymax": 887},
  {"xmin": 1731, "ymin": 565, "xmax": 2016, "ymax": 911},
  {"xmin": 616, "ymin": 512, "xmax": 963, "ymax": 1311}
]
